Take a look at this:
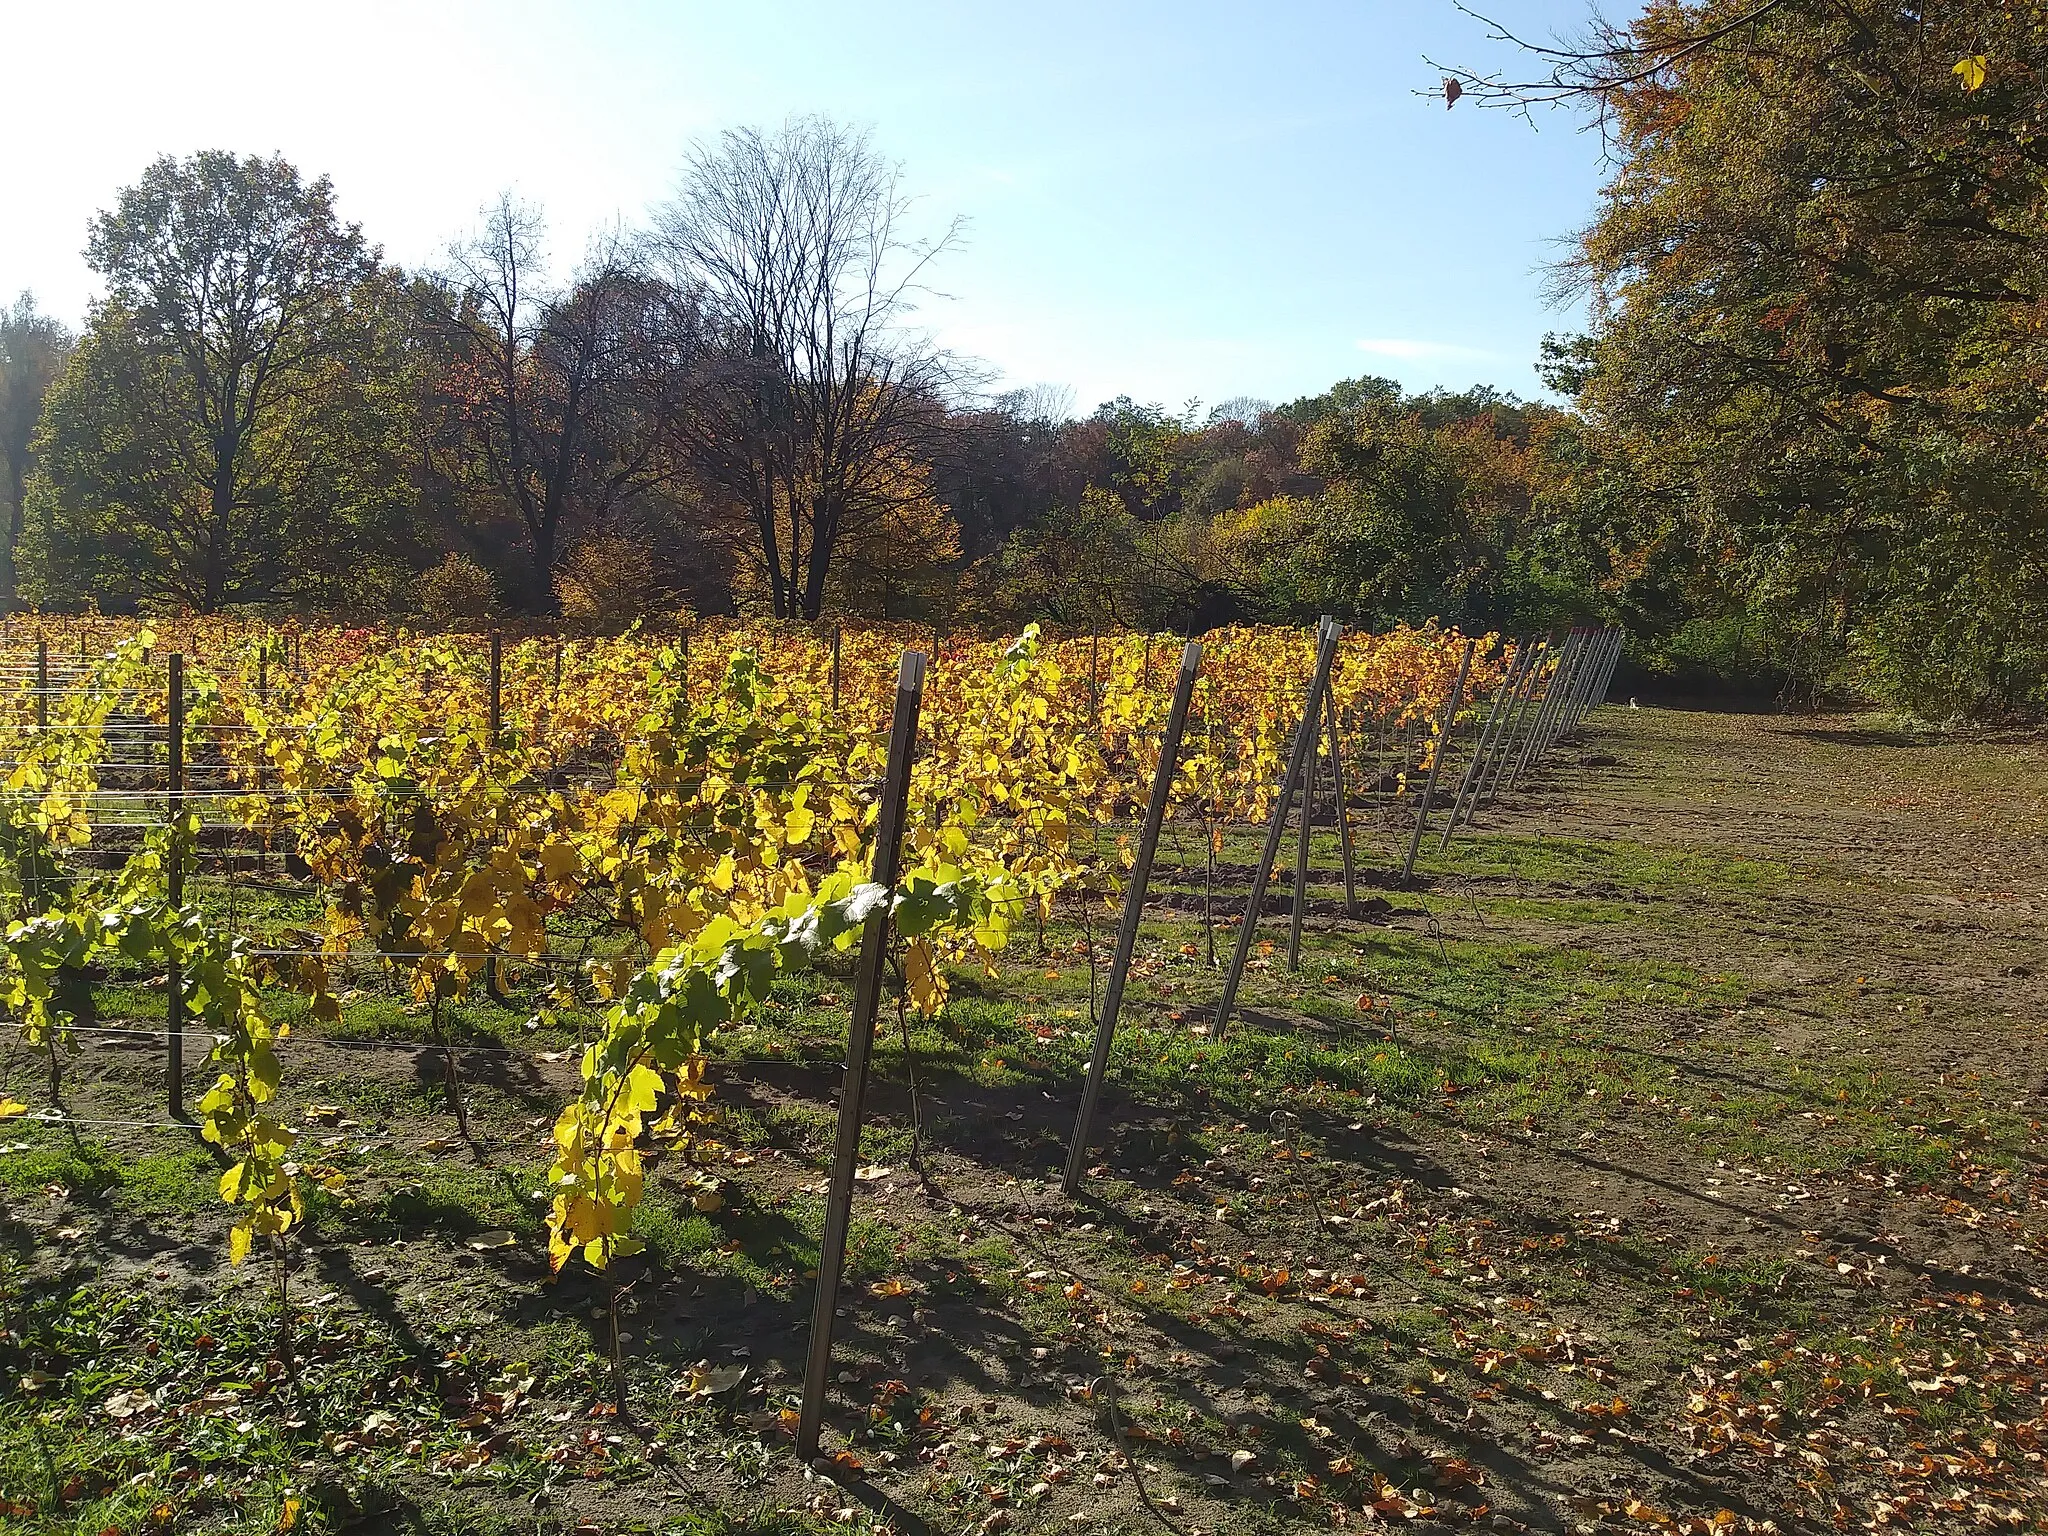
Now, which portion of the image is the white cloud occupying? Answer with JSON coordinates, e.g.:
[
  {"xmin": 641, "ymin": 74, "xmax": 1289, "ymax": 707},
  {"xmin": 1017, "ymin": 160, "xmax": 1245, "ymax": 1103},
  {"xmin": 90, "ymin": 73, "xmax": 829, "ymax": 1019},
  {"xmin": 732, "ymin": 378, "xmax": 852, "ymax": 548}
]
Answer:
[{"xmin": 1354, "ymin": 338, "xmax": 1499, "ymax": 362}]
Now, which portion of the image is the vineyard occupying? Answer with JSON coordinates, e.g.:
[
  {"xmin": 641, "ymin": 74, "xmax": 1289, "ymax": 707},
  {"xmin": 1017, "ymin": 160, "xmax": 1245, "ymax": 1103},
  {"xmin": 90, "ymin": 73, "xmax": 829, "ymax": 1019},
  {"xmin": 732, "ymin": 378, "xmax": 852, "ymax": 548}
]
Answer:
[{"xmin": 5, "ymin": 621, "xmax": 2045, "ymax": 1536}]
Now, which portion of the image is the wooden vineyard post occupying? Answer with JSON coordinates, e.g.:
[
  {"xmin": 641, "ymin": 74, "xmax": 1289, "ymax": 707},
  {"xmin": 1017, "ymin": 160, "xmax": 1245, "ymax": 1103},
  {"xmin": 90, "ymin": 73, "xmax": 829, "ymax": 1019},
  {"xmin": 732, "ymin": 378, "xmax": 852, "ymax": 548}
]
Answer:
[
  {"xmin": 166, "ymin": 654, "xmax": 187, "ymax": 1123},
  {"xmin": 1570, "ymin": 631, "xmax": 1619, "ymax": 731},
  {"xmin": 1089, "ymin": 627, "xmax": 1100, "ymax": 728},
  {"xmin": 1322, "ymin": 683, "xmax": 1358, "ymax": 918},
  {"xmin": 830, "ymin": 623, "xmax": 842, "ymax": 714},
  {"xmin": 1477, "ymin": 639, "xmax": 1548, "ymax": 811},
  {"xmin": 34, "ymin": 638, "xmax": 47, "ymax": 730},
  {"xmin": 1212, "ymin": 616, "xmax": 1339, "ymax": 1037},
  {"xmin": 1588, "ymin": 631, "xmax": 1623, "ymax": 715},
  {"xmin": 1510, "ymin": 630, "xmax": 1583, "ymax": 789},
  {"xmin": 1063, "ymin": 641, "xmax": 1202, "ymax": 1195},
  {"xmin": 1400, "ymin": 638, "xmax": 1476, "ymax": 882},
  {"xmin": 1552, "ymin": 631, "xmax": 1602, "ymax": 742},
  {"xmin": 797, "ymin": 650, "xmax": 926, "ymax": 1463},
  {"xmin": 1532, "ymin": 630, "xmax": 1589, "ymax": 763},
  {"xmin": 1439, "ymin": 641, "xmax": 1526, "ymax": 852},
  {"xmin": 487, "ymin": 631, "xmax": 503, "ymax": 746},
  {"xmin": 1286, "ymin": 715, "xmax": 1314, "ymax": 972}
]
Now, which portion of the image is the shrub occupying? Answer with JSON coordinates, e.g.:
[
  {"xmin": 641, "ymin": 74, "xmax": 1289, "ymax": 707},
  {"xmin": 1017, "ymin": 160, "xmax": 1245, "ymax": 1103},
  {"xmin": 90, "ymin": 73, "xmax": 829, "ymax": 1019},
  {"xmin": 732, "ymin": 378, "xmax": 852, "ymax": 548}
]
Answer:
[
  {"xmin": 415, "ymin": 554, "xmax": 497, "ymax": 622},
  {"xmin": 555, "ymin": 536, "xmax": 656, "ymax": 626}
]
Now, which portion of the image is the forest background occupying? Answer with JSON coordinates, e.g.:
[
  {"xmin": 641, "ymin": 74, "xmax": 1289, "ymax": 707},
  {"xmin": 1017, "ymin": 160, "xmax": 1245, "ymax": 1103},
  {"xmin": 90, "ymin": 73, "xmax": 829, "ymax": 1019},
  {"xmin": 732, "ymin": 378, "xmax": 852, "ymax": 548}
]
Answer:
[{"xmin": 0, "ymin": 1, "xmax": 2042, "ymax": 721}]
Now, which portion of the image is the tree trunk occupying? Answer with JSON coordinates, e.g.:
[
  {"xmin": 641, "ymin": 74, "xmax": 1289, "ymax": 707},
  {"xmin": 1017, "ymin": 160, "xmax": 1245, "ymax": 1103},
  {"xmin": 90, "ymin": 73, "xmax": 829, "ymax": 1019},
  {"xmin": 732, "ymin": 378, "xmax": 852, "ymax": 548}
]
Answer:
[
  {"xmin": 1, "ymin": 459, "xmax": 23, "ymax": 611},
  {"xmin": 800, "ymin": 491, "xmax": 838, "ymax": 620},
  {"xmin": 205, "ymin": 425, "xmax": 238, "ymax": 613}
]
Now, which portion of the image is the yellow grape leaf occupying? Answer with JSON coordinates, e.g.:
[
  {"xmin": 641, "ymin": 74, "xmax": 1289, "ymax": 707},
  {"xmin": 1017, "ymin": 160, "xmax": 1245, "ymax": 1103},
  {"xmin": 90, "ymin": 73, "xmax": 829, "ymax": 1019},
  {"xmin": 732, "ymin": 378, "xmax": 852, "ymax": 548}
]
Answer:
[
  {"xmin": 468, "ymin": 1230, "xmax": 517, "ymax": 1249},
  {"xmin": 623, "ymin": 1063, "xmax": 664, "ymax": 1119},
  {"xmin": 0, "ymin": 1098, "xmax": 26, "ymax": 1120},
  {"xmin": 1954, "ymin": 54, "xmax": 1988, "ymax": 90},
  {"xmin": 685, "ymin": 1363, "xmax": 750, "ymax": 1396},
  {"xmin": 229, "ymin": 1223, "xmax": 254, "ymax": 1267},
  {"xmin": 904, "ymin": 937, "xmax": 945, "ymax": 1016}
]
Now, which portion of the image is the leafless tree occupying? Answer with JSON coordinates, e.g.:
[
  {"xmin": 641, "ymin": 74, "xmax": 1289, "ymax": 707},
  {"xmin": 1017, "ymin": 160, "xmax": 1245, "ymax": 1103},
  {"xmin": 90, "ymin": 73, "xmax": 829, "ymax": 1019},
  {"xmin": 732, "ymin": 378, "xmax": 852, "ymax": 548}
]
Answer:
[
  {"xmin": 424, "ymin": 197, "xmax": 677, "ymax": 604},
  {"xmin": 1425, "ymin": 0, "xmax": 1795, "ymax": 136},
  {"xmin": 652, "ymin": 115, "xmax": 964, "ymax": 619}
]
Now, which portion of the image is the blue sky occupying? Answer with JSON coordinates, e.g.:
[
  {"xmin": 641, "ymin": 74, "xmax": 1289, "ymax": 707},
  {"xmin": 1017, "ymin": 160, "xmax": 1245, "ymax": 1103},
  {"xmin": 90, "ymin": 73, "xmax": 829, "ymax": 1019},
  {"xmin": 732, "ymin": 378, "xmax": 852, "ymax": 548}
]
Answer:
[{"xmin": 5, "ymin": 0, "xmax": 1606, "ymax": 413}]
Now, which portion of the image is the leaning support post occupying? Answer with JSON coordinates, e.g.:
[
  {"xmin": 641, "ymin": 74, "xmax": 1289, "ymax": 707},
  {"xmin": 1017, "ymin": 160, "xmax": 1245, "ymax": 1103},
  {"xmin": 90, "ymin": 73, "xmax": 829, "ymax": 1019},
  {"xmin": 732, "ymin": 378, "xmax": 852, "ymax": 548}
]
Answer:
[
  {"xmin": 1549, "ymin": 632, "xmax": 1592, "ymax": 740},
  {"xmin": 1212, "ymin": 617, "xmax": 1339, "ymax": 1037},
  {"xmin": 166, "ymin": 654, "xmax": 187, "ymax": 1123},
  {"xmin": 1477, "ymin": 639, "xmax": 1548, "ymax": 810},
  {"xmin": 1590, "ymin": 631, "xmax": 1623, "ymax": 713},
  {"xmin": 1322, "ymin": 683, "xmax": 1358, "ymax": 918},
  {"xmin": 1063, "ymin": 641, "xmax": 1202, "ymax": 1195},
  {"xmin": 1400, "ymin": 637, "xmax": 1476, "ymax": 882},
  {"xmin": 34, "ymin": 638, "xmax": 47, "ymax": 730},
  {"xmin": 1576, "ymin": 631, "xmax": 1620, "ymax": 728},
  {"xmin": 1509, "ymin": 631, "xmax": 1580, "ymax": 790},
  {"xmin": 798, "ymin": 651, "xmax": 926, "ymax": 1463},
  {"xmin": 1440, "ymin": 642, "xmax": 1525, "ymax": 851},
  {"xmin": 1538, "ymin": 630, "xmax": 1596, "ymax": 761},
  {"xmin": 1561, "ymin": 631, "xmax": 1612, "ymax": 737},
  {"xmin": 1542, "ymin": 631, "xmax": 1596, "ymax": 752},
  {"xmin": 830, "ymin": 623, "xmax": 842, "ymax": 714}
]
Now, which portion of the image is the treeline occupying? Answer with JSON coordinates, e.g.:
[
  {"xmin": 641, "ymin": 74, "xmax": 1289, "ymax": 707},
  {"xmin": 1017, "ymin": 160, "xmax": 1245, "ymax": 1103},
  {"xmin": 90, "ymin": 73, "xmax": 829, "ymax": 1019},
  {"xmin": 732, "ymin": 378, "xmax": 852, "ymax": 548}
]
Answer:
[
  {"xmin": 0, "ymin": 126, "xmax": 1617, "ymax": 646},
  {"xmin": 9, "ymin": 0, "xmax": 2048, "ymax": 728}
]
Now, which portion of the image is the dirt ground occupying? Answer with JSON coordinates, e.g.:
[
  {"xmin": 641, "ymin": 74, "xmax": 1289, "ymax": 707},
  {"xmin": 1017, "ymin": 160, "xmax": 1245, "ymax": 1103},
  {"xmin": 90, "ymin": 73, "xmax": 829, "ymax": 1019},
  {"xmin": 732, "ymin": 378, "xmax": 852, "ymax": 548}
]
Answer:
[{"xmin": 4, "ymin": 704, "xmax": 2046, "ymax": 1536}]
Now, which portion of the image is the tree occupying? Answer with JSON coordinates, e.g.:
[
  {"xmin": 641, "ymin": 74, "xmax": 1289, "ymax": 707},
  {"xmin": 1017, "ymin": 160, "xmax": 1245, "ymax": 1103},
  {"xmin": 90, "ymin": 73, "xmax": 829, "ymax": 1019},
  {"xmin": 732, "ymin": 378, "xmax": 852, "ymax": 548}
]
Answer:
[
  {"xmin": 420, "ymin": 199, "xmax": 679, "ymax": 608},
  {"xmin": 0, "ymin": 295, "xmax": 72, "ymax": 608},
  {"xmin": 26, "ymin": 152, "xmax": 409, "ymax": 611},
  {"xmin": 654, "ymin": 116, "xmax": 963, "ymax": 620},
  {"xmin": 1439, "ymin": 2, "xmax": 2048, "ymax": 714}
]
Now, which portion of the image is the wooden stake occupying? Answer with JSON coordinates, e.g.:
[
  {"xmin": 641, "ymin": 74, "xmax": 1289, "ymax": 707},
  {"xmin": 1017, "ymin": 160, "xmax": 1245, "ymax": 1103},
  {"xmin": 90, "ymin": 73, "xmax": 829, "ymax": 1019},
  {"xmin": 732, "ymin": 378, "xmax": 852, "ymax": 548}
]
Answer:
[
  {"xmin": 1063, "ymin": 641, "xmax": 1202, "ymax": 1195},
  {"xmin": 1323, "ymin": 682, "xmax": 1357, "ymax": 918},
  {"xmin": 34, "ymin": 638, "xmax": 46, "ymax": 730},
  {"xmin": 1089, "ymin": 627, "xmax": 1100, "ymax": 727},
  {"xmin": 1400, "ymin": 638, "xmax": 1476, "ymax": 882},
  {"xmin": 1477, "ymin": 639, "xmax": 1548, "ymax": 810},
  {"xmin": 1440, "ymin": 641, "xmax": 1526, "ymax": 852},
  {"xmin": 830, "ymin": 623, "xmax": 842, "ymax": 714},
  {"xmin": 1286, "ymin": 721, "xmax": 1314, "ymax": 973},
  {"xmin": 166, "ymin": 654, "xmax": 187, "ymax": 1123},
  {"xmin": 1510, "ymin": 630, "xmax": 1584, "ymax": 789},
  {"xmin": 487, "ymin": 631, "xmax": 503, "ymax": 745},
  {"xmin": 798, "ymin": 650, "xmax": 926, "ymax": 1462},
  {"xmin": 1212, "ymin": 617, "xmax": 1339, "ymax": 1038}
]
